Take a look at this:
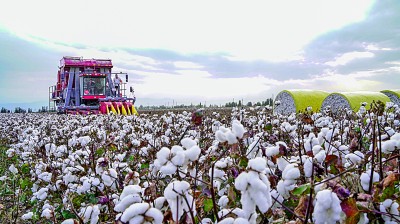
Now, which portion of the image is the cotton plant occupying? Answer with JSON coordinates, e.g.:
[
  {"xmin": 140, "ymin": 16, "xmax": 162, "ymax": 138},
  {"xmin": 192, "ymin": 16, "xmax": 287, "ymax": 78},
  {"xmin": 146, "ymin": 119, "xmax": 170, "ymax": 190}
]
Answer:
[
  {"xmin": 164, "ymin": 180, "xmax": 196, "ymax": 222},
  {"xmin": 114, "ymin": 185, "xmax": 143, "ymax": 212},
  {"xmin": 276, "ymin": 163, "xmax": 300, "ymax": 199},
  {"xmin": 117, "ymin": 202, "xmax": 163, "ymax": 224},
  {"xmin": 79, "ymin": 205, "xmax": 100, "ymax": 224},
  {"xmin": 312, "ymin": 189, "xmax": 342, "ymax": 224},
  {"xmin": 209, "ymin": 157, "xmax": 233, "ymax": 195},
  {"xmin": 234, "ymin": 157, "xmax": 272, "ymax": 216},
  {"xmin": 379, "ymin": 199, "xmax": 400, "ymax": 224},
  {"xmin": 360, "ymin": 169, "xmax": 380, "ymax": 192},
  {"xmin": 215, "ymin": 120, "xmax": 246, "ymax": 144}
]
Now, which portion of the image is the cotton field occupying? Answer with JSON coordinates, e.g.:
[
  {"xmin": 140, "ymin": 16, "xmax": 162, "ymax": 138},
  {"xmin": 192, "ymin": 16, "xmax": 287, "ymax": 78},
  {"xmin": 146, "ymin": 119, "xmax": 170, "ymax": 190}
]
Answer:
[{"xmin": 0, "ymin": 102, "xmax": 399, "ymax": 223}]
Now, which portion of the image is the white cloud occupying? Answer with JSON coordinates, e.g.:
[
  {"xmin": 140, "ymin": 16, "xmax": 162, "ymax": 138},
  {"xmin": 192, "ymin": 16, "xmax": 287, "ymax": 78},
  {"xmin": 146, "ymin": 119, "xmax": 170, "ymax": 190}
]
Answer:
[
  {"xmin": 325, "ymin": 51, "xmax": 374, "ymax": 67},
  {"xmin": 0, "ymin": 0, "xmax": 374, "ymax": 62},
  {"xmin": 173, "ymin": 61, "xmax": 203, "ymax": 69}
]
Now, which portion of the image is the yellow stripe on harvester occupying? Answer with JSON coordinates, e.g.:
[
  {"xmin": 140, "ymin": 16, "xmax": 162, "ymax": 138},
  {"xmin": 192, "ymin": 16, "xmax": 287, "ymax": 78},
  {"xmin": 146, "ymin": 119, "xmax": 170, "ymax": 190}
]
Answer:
[
  {"xmin": 132, "ymin": 105, "xmax": 138, "ymax": 115},
  {"xmin": 110, "ymin": 104, "xmax": 117, "ymax": 114},
  {"xmin": 106, "ymin": 105, "xmax": 110, "ymax": 114},
  {"xmin": 121, "ymin": 105, "xmax": 127, "ymax": 115}
]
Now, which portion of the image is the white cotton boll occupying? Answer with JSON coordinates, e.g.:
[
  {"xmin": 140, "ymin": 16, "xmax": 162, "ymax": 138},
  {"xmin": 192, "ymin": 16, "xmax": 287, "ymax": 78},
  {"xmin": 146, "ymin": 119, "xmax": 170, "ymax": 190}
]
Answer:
[
  {"xmin": 216, "ymin": 130, "xmax": 227, "ymax": 142},
  {"xmin": 35, "ymin": 187, "xmax": 49, "ymax": 200},
  {"xmin": 201, "ymin": 218, "xmax": 213, "ymax": 224},
  {"xmin": 312, "ymin": 145, "xmax": 323, "ymax": 155},
  {"xmin": 265, "ymin": 146, "xmax": 279, "ymax": 157},
  {"xmin": 282, "ymin": 164, "xmax": 300, "ymax": 180},
  {"xmin": 314, "ymin": 150, "xmax": 326, "ymax": 163},
  {"xmin": 345, "ymin": 151, "xmax": 364, "ymax": 165},
  {"xmin": 145, "ymin": 208, "xmax": 163, "ymax": 224},
  {"xmin": 115, "ymin": 195, "xmax": 142, "ymax": 212},
  {"xmin": 156, "ymin": 147, "xmax": 170, "ymax": 165},
  {"xmin": 160, "ymin": 162, "xmax": 177, "ymax": 175},
  {"xmin": 381, "ymin": 140, "xmax": 397, "ymax": 154},
  {"xmin": 218, "ymin": 195, "xmax": 229, "ymax": 208},
  {"xmin": 9, "ymin": 164, "xmax": 18, "ymax": 174},
  {"xmin": 185, "ymin": 145, "xmax": 201, "ymax": 161},
  {"xmin": 181, "ymin": 137, "xmax": 197, "ymax": 149},
  {"xmin": 360, "ymin": 170, "xmax": 380, "ymax": 191},
  {"xmin": 233, "ymin": 217, "xmax": 250, "ymax": 224},
  {"xmin": 171, "ymin": 152, "xmax": 185, "ymax": 166},
  {"xmin": 248, "ymin": 157, "xmax": 266, "ymax": 172},
  {"xmin": 276, "ymin": 157, "xmax": 289, "ymax": 171},
  {"xmin": 270, "ymin": 189, "xmax": 283, "ymax": 209},
  {"xmin": 78, "ymin": 136, "xmax": 91, "ymax": 146},
  {"xmin": 38, "ymin": 172, "xmax": 52, "ymax": 182},
  {"xmin": 391, "ymin": 133, "xmax": 400, "ymax": 141},
  {"xmin": 154, "ymin": 197, "xmax": 166, "ymax": 210},
  {"xmin": 304, "ymin": 158, "xmax": 313, "ymax": 178},
  {"xmin": 313, "ymin": 190, "xmax": 341, "ymax": 224},
  {"xmin": 41, "ymin": 208, "xmax": 52, "ymax": 219},
  {"xmin": 102, "ymin": 169, "xmax": 117, "ymax": 187},
  {"xmin": 120, "ymin": 203, "xmax": 150, "ymax": 223},
  {"xmin": 226, "ymin": 131, "xmax": 238, "ymax": 144},
  {"xmin": 21, "ymin": 212, "xmax": 34, "ymax": 220},
  {"xmin": 219, "ymin": 217, "xmax": 235, "ymax": 224},
  {"xmin": 120, "ymin": 185, "xmax": 142, "ymax": 200},
  {"xmin": 61, "ymin": 219, "xmax": 76, "ymax": 224},
  {"xmin": 232, "ymin": 120, "xmax": 246, "ymax": 139},
  {"xmin": 234, "ymin": 173, "xmax": 248, "ymax": 191},
  {"xmin": 380, "ymin": 199, "xmax": 400, "ymax": 223}
]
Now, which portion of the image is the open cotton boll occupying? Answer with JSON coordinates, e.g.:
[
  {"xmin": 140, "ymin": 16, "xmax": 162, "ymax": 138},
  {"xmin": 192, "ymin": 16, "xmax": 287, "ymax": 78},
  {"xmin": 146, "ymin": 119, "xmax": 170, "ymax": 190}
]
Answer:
[
  {"xmin": 185, "ymin": 145, "xmax": 201, "ymax": 162},
  {"xmin": 380, "ymin": 199, "xmax": 400, "ymax": 224},
  {"xmin": 21, "ymin": 212, "xmax": 34, "ymax": 220},
  {"xmin": 102, "ymin": 168, "xmax": 118, "ymax": 187},
  {"xmin": 120, "ymin": 203, "xmax": 150, "ymax": 223},
  {"xmin": 156, "ymin": 147, "xmax": 170, "ymax": 165},
  {"xmin": 160, "ymin": 161, "xmax": 177, "ymax": 176},
  {"xmin": 232, "ymin": 120, "xmax": 246, "ymax": 139},
  {"xmin": 181, "ymin": 137, "xmax": 197, "ymax": 149},
  {"xmin": 345, "ymin": 151, "xmax": 364, "ymax": 164},
  {"xmin": 313, "ymin": 190, "xmax": 342, "ymax": 224},
  {"xmin": 304, "ymin": 157, "xmax": 313, "ymax": 178},
  {"xmin": 41, "ymin": 208, "xmax": 52, "ymax": 219},
  {"xmin": 265, "ymin": 146, "xmax": 279, "ymax": 157},
  {"xmin": 276, "ymin": 157, "xmax": 289, "ymax": 171},
  {"xmin": 120, "ymin": 185, "xmax": 142, "ymax": 200},
  {"xmin": 218, "ymin": 195, "xmax": 229, "ymax": 208},
  {"xmin": 248, "ymin": 157, "xmax": 266, "ymax": 172},
  {"xmin": 170, "ymin": 151, "xmax": 185, "ymax": 166},
  {"xmin": 9, "ymin": 164, "xmax": 18, "ymax": 174},
  {"xmin": 145, "ymin": 207, "xmax": 163, "ymax": 224},
  {"xmin": 216, "ymin": 130, "xmax": 228, "ymax": 142},
  {"xmin": 154, "ymin": 197, "xmax": 166, "ymax": 210},
  {"xmin": 381, "ymin": 140, "xmax": 397, "ymax": 154},
  {"xmin": 226, "ymin": 131, "xmax": 238, "ymax": 144},
  {"xmin": 77, "ymin": 136, "xmax": 91, "ymax": 146},
  {"xmin": 360, "ymin": 170, "xmax": 380, "ymax": 192},
  {"xmin": 282, "ymin": 164, "xmax": 300, "ymax": 180}
]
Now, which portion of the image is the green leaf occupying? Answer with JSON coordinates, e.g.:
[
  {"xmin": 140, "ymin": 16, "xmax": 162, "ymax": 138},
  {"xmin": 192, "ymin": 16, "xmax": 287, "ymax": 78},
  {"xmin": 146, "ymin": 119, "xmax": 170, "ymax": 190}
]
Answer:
[
  {"xmin": 239, "ymin": 157, "xmax": 248, "ymax": 168},
  {"xmin": 265, "ymin": 124, "xmax": 272, "ymax": 132},
  {"xmin": 20, "ymin": 178, "xmax": 30, "ymax": 190},
  {"xmin": 87, "ymin": 193, "xmax": 98, "ymax": 204},
  {"xmin": 96, "ymin": 148, "xmax": 105, "ymax": 156},
  {"xmin": 292, "ymin": 184, "xmax": 310, "ymax": 195},
  {"xmin": 62, "ymin": 210, "xmax": 76, "ymax": 219},
  {"xmin": 141, "ymin": 163, "xmax": 149, "ymax": 169},
  {"xmin": 21, "ymin": 163, "xmax": 30, "ymax": 174},
  {"xmin": 204, "ymin": 198, "xmax": 213, "ymax": 212}
]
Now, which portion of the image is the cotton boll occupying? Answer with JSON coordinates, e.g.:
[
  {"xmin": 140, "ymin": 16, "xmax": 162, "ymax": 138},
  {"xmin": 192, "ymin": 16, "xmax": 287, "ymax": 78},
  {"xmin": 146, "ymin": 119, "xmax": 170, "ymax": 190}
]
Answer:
[
  {"xmin": 181, "ymin": 137, "xmax": 197, "ymax": 149},
  {"xmin": 216, "ymin": 130, "xmax": 227, "ymax": 142},
  {"xmin": 381, "ymin": 140, "xmax": 397, "ymax": 154},
  {"xmin": 21, "ymin": 212, "xmax": 34, "ymax": 220},
  {"xmin": 170, "ymin": 151, "xmax": 185, "ymax": 166},
  {"xmin": 153, "ymin": 197, "xmax": 166, "ymax": 210},
  {"xmin": 120, "ymin": 203, "xmax": 150, "ymax": 223},
  {"xmin": 9, "ymin": 164, "xmax": 18, "ymax": 174},
  {"xmin": 276, "ymin": 157, "xmax": 289, "ymax": 171},
  {"xmin": 218, "ymin": 195, "xmax": 229, "ymax": 208},
  {"xmin": 345, "ymin": 151, "xmax": 364, "ymax": 165},
  {"xmin": 304, "ymin": 158, "xmax": 313, "ymax": 178},
  {"xmin": 156, "ymin": 147, "xmax": 170, "ymax": 165},
  {"xmin": 41, "ymin": 208, "xmax": 52, "ymax": 219},
  {"xmin": 360, "ymin": 170, "xmax": 380, "ymax": 192},
  {"xmin": 145, "ymin": 207, "xmax": 163, "ymax": 224},
  {"xmin": 314, "ymin": 150, "xmax": 326, "ymax": 164},
  {"xmin": 160, "ymin": 162, "xmax": 177, "ymax": 176},
  {"xmin": 265, "ymin": 146, "xmax": 279, "ymax": 157},
  {"xmin": 313, "ymin": 190, "xmax": 341, "ymax": 224},
  {"xmin": 185, "ymin": 145, "xmax": 201, "ymax": 161},
  {"xmin": 380, "ymin": 199, "xmax": 400, "ymax": 224},
  {"xmin": 232, "ymin": 120, "xmax": 246, "ymax": 139},
  {"xmin": 226, "ymin": 131, "xmax": 238, "ymax": 144},
  {"xmin": 247, "ymin": 157, "xmax": 266, "ymax": 172}
]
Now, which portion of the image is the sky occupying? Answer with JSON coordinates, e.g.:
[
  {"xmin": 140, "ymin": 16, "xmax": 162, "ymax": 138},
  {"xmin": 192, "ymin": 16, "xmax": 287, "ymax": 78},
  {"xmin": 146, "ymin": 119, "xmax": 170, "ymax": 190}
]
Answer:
[{"xmin": 0, "ymin": 0, "xmax": 399, "ymax": 110}]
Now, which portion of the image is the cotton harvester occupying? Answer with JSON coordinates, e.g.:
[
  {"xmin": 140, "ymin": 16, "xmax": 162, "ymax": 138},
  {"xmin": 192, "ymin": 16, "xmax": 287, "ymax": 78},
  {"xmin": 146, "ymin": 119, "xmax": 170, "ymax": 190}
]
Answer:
[{"xmin": 49, "ymin": 56, "xmax": 138, "ymax": 115}]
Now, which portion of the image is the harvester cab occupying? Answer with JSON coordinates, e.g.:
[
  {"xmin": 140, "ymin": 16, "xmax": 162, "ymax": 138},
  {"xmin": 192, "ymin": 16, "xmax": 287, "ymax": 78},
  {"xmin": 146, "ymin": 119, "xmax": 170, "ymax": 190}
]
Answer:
[{"xmin": 49, "ymin": 56, "xmax": 138, "ymax": 115}]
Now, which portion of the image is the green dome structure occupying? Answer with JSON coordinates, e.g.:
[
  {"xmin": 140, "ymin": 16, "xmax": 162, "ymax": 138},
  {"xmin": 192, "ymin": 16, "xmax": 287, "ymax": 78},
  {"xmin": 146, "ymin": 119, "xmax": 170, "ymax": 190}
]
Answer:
[
  {"xmin": 321, "ymin": 91, "xmax": 391, "ymax": 113},
  {"xmin": 273, "ymin": 90, "xmax": 330, "ymax": 115}
]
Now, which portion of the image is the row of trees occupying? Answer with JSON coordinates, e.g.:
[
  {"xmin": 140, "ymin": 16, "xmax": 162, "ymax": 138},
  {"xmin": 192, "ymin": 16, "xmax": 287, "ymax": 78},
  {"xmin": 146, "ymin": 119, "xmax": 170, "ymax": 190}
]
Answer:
[{"xmin": 1, "ymin": 98, "xmax": 274, "ymax": 113}]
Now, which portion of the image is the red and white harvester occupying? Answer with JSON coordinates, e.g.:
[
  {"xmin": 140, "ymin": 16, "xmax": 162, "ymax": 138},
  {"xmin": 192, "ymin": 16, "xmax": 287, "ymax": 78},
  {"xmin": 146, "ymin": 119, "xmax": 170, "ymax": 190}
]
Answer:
[{"xmin": 49, "ymin": 56, "xmax": 138, "ymax": 115}]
